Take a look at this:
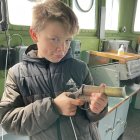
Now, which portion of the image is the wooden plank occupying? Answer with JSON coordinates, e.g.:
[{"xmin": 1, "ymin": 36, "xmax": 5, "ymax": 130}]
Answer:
[{"xmin": 89, "ymin": 51, "xmax": 140, "ymax": 64}]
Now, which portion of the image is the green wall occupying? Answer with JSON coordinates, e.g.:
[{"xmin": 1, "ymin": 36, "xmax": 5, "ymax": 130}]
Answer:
[{"xmin": 0, "ymin": 25, "xmax": 33, "ymax": 48}]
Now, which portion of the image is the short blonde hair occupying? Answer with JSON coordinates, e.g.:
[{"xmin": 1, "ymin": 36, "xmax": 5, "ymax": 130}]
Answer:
[{"xmin": 32, "ymin": 0, "xmax": 79, "ymax": 35}]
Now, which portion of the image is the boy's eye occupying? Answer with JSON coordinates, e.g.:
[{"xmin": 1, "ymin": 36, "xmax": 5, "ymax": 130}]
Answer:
[
  {"xmin": 66, "ymin": 39, "xmax": 72, "ymax": 42},
  {"xmin": 65, "ymin": 39, "xmax": 72, "ymax": 44},
  {"xmin": 47, "ymin": 37, "xmax": 73, "ymax": 48},
  {"xmin": 50, "ymin": 38, "xmax": 59, "ymax": 43}
]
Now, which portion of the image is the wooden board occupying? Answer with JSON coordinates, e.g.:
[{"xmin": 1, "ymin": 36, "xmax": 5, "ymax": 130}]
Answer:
[{"xmin": 89, "ymin": 51, "xmax": 140, "ymax": 64}]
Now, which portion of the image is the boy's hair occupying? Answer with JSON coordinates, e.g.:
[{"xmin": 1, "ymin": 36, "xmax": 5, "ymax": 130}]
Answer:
[{"xmin": 32, "ymin": 0, "xmax": 79, "ymax": 35}]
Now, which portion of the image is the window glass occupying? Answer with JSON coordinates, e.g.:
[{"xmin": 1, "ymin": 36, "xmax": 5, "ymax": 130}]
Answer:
[
  {"xmin": 72, "ymin": 0, "xmax": 96, "ymax": 29},
  {"xmin": 8, "ymin": 0, "xmax": 96, "ymax": 29},
  {"xmin": 134, "ymin": 0, "xmax": 140, "ymax": 32},
  {"xmin": 105, "ymin": 0, "xmax": 119, "ymax": 30},
  {"xmin": 7, "ymin": 0, "xmax": 40, "ymax": 26}
]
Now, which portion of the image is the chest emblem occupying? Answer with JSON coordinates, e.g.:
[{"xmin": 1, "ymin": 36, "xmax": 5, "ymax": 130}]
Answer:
[{"xmin": 66, "ymin": 78, "xmax": 78, "ymax": 92}]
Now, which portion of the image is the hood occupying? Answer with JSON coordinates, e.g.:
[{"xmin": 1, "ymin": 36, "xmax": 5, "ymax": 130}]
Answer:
[{"xmin": 22, "ymin": 44, "xmax": 73, "ymax": 65}]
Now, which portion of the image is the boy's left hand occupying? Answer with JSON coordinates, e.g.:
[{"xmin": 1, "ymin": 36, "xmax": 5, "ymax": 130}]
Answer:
[{"xmin": 89, "ymin": 84, "xmax": 108, "ymax": 114}]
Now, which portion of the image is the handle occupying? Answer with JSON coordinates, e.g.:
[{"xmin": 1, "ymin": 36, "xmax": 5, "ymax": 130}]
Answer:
[{"xmin": 82, "ymin": 85, "xmax": 126, "ymax": 97}]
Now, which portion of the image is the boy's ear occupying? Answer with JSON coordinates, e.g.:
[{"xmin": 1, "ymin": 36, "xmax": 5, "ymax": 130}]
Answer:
[{"xmin": 29, "ymin": 27, "xmax": 38, "ymax": 42}]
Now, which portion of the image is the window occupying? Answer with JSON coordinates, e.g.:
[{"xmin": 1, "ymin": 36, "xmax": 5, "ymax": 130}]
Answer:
[
  {"xmin": 7, "ymin": 0, "xmax": 39, "ymax": 26},
  {"xmin": 105, "ymin": 0, "xmax": 120, "ymax": 31},
  {"xmin": 72, "ymin": 0, "xmax": 96, "ymax": 29},
  {"xmin": 8, "ymin": 0, "xmax": 96, "ymax": 29},
  {"xmin": 134, "ymin": 0, "xmax": 140, "ymax": 32}
]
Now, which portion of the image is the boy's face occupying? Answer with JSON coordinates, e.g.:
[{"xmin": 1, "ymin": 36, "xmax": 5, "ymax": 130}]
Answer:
[{"xmin": 30, "ymin": 21, "xmax": 73, "ymax": 63}]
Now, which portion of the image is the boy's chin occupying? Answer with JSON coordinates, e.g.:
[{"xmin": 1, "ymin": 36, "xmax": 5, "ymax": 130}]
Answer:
[{"xmin": 49, "ymin": 58, "xmax": 63, "ymax": 63}]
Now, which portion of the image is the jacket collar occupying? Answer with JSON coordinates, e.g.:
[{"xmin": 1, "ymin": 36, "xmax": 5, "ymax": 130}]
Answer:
[{"xmin": 22, "ymin": 44, "xmax": 73, "ymax": 65}]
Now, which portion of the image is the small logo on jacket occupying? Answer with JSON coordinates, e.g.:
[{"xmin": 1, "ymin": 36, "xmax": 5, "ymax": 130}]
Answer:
[
  {"xmin": 66, "ymin": 78, "xmax": 76, "ymax": 86},
  {"xmin": 66, "ymin": 78, "xmax": 78, "ymax": 92}
]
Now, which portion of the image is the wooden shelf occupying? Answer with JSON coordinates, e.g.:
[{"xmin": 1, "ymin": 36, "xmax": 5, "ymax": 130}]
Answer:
[{"xmin": 89, "ymin": 51, "xmax": 140, "ymax": 64}]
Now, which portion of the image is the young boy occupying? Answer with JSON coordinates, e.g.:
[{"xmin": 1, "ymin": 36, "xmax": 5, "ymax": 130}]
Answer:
[{"xmin": 0, "ymin": 0, "xmax": 108, "ymax": 140}]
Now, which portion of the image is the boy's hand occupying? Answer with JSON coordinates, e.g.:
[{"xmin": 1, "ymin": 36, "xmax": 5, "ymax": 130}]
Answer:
[
  {"xmin": 89, "ymin": 84, "xmax": 108, "ymax": 114},
  {"xmin": 53, "ymin": 92, "xmax": 84, "ymax": 116}
]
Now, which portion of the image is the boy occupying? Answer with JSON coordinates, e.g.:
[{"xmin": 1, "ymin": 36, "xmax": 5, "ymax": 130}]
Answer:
[{"xmin": 0, "ymin": 0, "xmax": 108, "ymax": 140}]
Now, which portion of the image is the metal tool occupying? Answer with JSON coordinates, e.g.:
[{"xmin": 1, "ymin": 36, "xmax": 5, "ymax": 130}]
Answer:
[{"xmin": 68, "ymin": 84, "xmax": 126, "ymax": 102}]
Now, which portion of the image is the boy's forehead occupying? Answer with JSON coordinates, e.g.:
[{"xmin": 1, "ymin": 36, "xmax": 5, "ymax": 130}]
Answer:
[{"xmin": 41, "ymin": 21, "xmax": 72, "ymax": 37}]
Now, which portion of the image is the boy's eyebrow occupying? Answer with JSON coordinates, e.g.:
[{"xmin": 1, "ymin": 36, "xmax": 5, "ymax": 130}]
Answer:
[{"xmin": 47, "ymin": 35, "xmax": 73, "ymax": 39}]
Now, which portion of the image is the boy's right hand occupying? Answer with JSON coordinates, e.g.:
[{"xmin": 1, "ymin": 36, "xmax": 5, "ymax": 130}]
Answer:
[{"xmin": 53, "ymin": 92, "xmax": 84, "ymax": 116}]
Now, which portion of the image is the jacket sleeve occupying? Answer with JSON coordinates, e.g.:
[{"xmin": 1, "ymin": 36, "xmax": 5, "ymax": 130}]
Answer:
[
  {"xmin": 83, "ymin": 64, "xmax": 108, "ymax": 122},
  {"xmin": 0, "ymin": 68, "xmax": 60, "ymax": 136}
]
